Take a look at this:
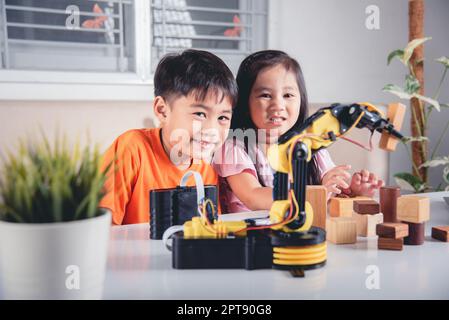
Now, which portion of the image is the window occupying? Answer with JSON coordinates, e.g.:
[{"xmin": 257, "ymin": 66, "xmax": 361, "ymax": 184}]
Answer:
[
  {"xmin": 151, "ymin": 0, "xmax": 267, "ymax": 73},
  {"xmin": 0, "ymin": 0, "xmax": 268, "ymax": 100},
  {"xmin": 0, "ymin": 0, "xmax": 135, "ymax": 72}
]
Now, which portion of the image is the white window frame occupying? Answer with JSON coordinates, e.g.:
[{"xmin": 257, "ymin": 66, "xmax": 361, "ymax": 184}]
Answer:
[
  {"xmin": 0, "ymin": 0, "xmax": 153, "ymax": 101},
  {"xmin": 0, "ymin": 0, "xmax": 268, "ymax": 101},
  {"xmin": 150, "ymin": 0, "xmax": 268, "ymax": 74}
]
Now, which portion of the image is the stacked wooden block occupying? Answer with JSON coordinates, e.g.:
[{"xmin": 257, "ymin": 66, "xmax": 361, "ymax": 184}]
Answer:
[
  {"xmin": 376, "ymin": 223, "xmax": 409, "ymax": 250},
  {"xmin": 379, "ymin": 186, "xmax": 401, "ymax": 222},
  {"xmin": 326, "ymin": 191, "xmax": 436, "ymax": 249},
  {"xmin": 327, "ymin": 216, "xmax": 357, "ymax": 244},
  {"xmin": 325, "ymin": 187, "xmax": 446, "ymax": 249},
  {"xmin": 326, "ymin": 197, "xmax": 357, "ymax": 244},
  {"xmin": 352, "ymin": 199, "xmax": 383, "ymax": 237},
  {"xmin": 326, "ymin": 196, "xmax": 382, "ymax": 244},
  {"xmin": 376, "ymin": 192, "xmax": 430, "ymax": 250},
  {"xmin": 397, "ymin": 195, "xmax": 429, "ymax": 245}
]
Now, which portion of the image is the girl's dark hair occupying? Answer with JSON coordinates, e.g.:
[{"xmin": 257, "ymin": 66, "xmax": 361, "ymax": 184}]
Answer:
[
  {"xmin": 232, "ymin": 50, "xmax": 321, "ymax": 185},
  {"xmin": 154, "ymin": 49, "xmax": 238, "ymax": 106}
]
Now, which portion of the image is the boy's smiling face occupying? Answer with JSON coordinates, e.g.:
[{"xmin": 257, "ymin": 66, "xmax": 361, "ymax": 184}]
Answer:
[{"xmin": 154, "ymin": 91, "xmax": 232, "ymax": 166}]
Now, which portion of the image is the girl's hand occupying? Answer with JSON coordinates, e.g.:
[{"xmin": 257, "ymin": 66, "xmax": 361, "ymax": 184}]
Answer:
[
  {"xmin": 321, "ymin": 165, "xmax": 352, "ymax": 195},
  {"xmin": 340, "ymin": 169, "xmax": 384, "ymax": 197}
]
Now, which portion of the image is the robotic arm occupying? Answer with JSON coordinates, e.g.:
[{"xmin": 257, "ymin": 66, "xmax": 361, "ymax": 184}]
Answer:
[
  {"xmin": 182, "ymin": 102, "xmax": 405, "ymax": 237},
  {"xmin": 173, "ymin": 102, "xmax": 405, "ymax": 273},
  {"xmin": 267, "ymin": 102, "xmax": 405, "ymax": 234}
]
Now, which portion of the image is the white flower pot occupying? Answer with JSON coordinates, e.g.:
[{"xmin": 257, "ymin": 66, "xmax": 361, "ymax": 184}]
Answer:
[{"xmin": 0, "ymin": 210, "xmax": 111, "ymax": 300}]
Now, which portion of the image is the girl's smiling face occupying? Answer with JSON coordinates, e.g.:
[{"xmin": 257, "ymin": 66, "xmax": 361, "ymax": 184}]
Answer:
[{"xmin": 248, "ymin": 64, "xmax": 301, "ymax": 143}]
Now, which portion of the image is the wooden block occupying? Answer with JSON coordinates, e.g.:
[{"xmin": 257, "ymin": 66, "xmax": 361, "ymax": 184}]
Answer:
[
  {"xmin": 353, "ymin": 200, "xmax": 380, "ymax": 215},
  {"xmin": 379, "ymin": 102, "xmax": 406, "ymax": 151},
  {"xmin": 329, "ymin": 196, "xmax": 372, "ymax": 217},
  {"xmin": 403, "ymin": 221, "xmax": 425, "ymax": 245},
  {"xmin": 306, "ymin": 185, "xmax": 327, "ymax": 230},
  {"xmin": 378, "ymin": 237, "xmax": 403, "ymax": 250},
  {"xmin": 329, "ymin": 198, "xmax": 354, "ymax": 217},
  {"xmin": 376, "ymin": 222, "xmax": 409, "ymax": 239},
  {"xmin": 354, "ymin": 213, "xmax": 383, "ymax": 237},
  {"xmin": 379, "ymin": 186, "xmax": 401, "ymax": 223},
  {"xmin": 397, "ymin": 196, "xmax": 430, "ymax": 223},
  {"xmin": 326, "ymin": 217, "xmax": 357, "ymax": 244},
  {"xmin": 431, "ymin": 226, "xmax": 449, "ymax": 242}
]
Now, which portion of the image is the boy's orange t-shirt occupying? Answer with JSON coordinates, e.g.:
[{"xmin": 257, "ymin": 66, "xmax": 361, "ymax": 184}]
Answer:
[{"xmin": 99, "ymin": 128, "xmax": 218, "ymax": 225}]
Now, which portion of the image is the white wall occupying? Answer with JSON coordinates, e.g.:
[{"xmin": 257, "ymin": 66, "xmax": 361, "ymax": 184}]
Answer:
[
  {"xmin": 0, "ymin": 101, "xmax": 155, "ymax": 153},
  {"xmin": 268, "ymin": 0, "xmax": 408, "ymax": 103},
  {"xmin": 268, "ymin": 0, "xmax": 449, "ymax": 187}
]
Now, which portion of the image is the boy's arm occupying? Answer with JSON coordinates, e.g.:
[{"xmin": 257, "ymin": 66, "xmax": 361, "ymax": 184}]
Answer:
[{"xmin": 99, "ymin": 140, "xmax": 139, "ymax": 225}]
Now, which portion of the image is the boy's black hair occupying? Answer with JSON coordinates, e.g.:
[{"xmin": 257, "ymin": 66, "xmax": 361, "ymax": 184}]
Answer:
[
  {"xmin": 154, "ymin": 49, "xmax": 237, "ymax": 106},
  {"xmin": 232, "ymin": 50, "xmax": 321, "ymax": 185}
]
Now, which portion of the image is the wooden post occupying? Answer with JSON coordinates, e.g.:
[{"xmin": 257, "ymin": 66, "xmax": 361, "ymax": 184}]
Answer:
[{"xmin": 409, "ymin": 0, "xmax": 427, "ymax": 183}]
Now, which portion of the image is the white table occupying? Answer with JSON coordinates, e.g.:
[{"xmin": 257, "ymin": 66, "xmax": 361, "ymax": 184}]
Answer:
[{"xmin": 104, "ymin": 192, "xmax": 449, "ymax": 299}]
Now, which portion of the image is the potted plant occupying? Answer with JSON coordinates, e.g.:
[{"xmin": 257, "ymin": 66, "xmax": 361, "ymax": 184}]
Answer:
[{"xmin": 0, "ymin": 134, "xmax": 112, "ymax": 299}]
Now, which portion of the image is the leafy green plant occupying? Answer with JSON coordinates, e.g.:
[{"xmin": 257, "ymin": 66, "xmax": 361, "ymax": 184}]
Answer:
[
  {"xmin": 420, "ymin": 157, "xmax": 449, "ymax": 191},
  {"xmin": 0, "ymin": 133, "xmax": 111, "ymax": 223},
  {"xmin": 383, "ymin": 37, "xmax": 449, "ymax": 192}
]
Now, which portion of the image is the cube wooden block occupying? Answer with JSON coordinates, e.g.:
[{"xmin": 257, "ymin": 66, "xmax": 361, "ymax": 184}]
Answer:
[
  {"xmin": 306, "ymin": 185, "xmax": 327, "ymax": 230},
  {"xmin": 329, "ymin": 197, "xmax": 371, "ymax": 218},
  {"xmin": 353, "ymin": 200, "xmax": 380, "ymax": 215},
  {"xmin": 397, "ymin": 196, "xmax": 430, "ymax": 223},
  {"xmin": 376, "ymin": 222, "xmax": 409, "ymax": 239},
  {"xmin": 326, "ymin": 217, "xmax": 357, "ymax": 244},
  {"xmin": 431, "ymin": 226, "xmax": 449, "ymax": 242},
  {"xmin": 329, "ymin": 198, "xmax": 353, "ymax": 217},
  {"xmin": 378, "ymin": 237, "xmax": 404, "ymax": 251},
  {"xmin": 354, "ymin": 213, "xmax": 383, "ymax": 237}
]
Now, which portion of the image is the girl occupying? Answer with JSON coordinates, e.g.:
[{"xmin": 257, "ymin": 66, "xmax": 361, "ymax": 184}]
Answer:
[{"xmin": 213, "ymin": 50, "xmax": 384, "ymax": 213}]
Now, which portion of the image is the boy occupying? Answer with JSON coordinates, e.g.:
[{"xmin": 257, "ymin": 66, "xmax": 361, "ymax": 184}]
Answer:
[{"xmin": 100, "ymin": 50, "xmax": 237, "ymax": 225}]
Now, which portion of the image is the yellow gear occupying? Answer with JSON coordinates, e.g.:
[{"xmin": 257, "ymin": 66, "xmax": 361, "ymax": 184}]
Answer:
[{"xmin": 273, "ymin": 242, "xmax": 327, "ymax": 266}]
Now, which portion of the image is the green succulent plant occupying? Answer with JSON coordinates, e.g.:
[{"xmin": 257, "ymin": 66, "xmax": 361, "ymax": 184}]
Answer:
[{"xmin": 0, "ymin": 133, "xmax": 111, "ymax": 223}]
